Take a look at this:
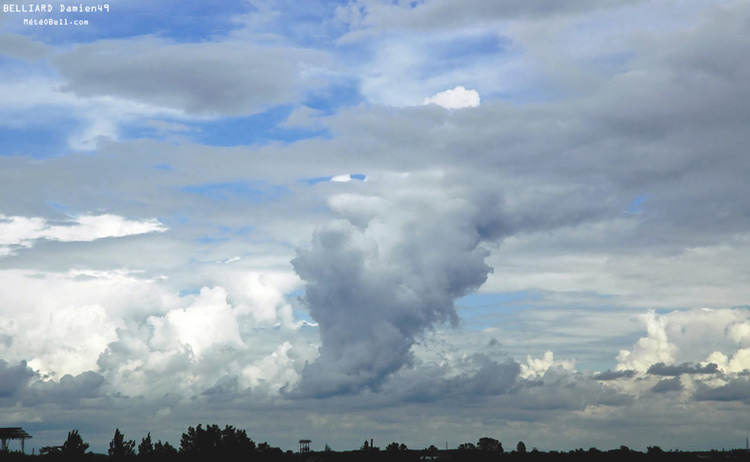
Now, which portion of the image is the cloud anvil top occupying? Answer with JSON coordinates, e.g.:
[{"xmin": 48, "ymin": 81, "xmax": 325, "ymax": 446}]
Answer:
[{"xmin": 1, "ymin": 0, "xmax": 749, "ymax": 454}]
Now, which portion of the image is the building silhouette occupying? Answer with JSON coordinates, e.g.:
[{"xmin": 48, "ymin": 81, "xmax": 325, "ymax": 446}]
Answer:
[{"xmin": 0, "ymin": 427, "xmax": 32, "ymax": 453}]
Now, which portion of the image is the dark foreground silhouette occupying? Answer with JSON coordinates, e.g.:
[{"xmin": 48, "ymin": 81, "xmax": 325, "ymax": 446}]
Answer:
[{"xmin": 1, "ymin": 425, "xmax": 748, "ymax": 461}]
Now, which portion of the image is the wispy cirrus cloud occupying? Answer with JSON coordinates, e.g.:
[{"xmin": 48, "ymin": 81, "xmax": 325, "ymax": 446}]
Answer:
[{"xmin": 0, "ymin": 214, "xmax": 167, "ymax": 256}]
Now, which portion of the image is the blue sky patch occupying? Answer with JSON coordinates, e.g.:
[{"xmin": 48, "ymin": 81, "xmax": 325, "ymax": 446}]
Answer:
[
  {"xmin": 304, "ymin": 173, "xmax": 366, "ymax": 185},
  {"xmin": 304, "ymin": 80, "xmax": 365, "ymax": 114},
  {"xmin": 628, "ymin": 195, "xmax": 649, "ymax": 214},
  {"xmin": 0, "ymin": 120, "xmax": 79, "ymax": 158},
  {"xmin": 305, "ymin": 176, "xmax": 332, "ymax": 185},
  {"xmin": 192, "ymin": 106, "xmax": 327, "ymax": 147},
  {"xmin": 152, "ymin": 164, "xmax": 174, "ymax": 171},
  {"xmin": 178, "ymin": 288, "xmax": 201, "ymax": 297}
]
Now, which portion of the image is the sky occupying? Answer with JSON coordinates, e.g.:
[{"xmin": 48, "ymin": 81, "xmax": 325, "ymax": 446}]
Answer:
[{"xmin": 1, "ymin": 0, "xmax": 750, "ymax": 454}]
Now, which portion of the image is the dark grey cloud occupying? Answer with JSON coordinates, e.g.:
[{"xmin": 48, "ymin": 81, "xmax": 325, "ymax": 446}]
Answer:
[
  {"xmin": 440, "ymin": 0, "xmax": 640, "ymax": 19},
  {"xmin": 0, "ymin": 33, "xmax": 48, "ymax": 59},
  {"xmin": 290, "ymin": 190, "xmax": 507, "ymax": 397},
  {"xmin": 694, "ymin": 377, "xmax": 750, "ymax": 403},
  {"xmin": 329, "ymin": 0, "xmax": 750, "ymax": 254},
  {"xmin": 510, "ymin": 367, "xmax": 632, "ymax": 411},
  {"xmin": 54, "ymin": 38, "xmax": 329, "ymax": 116},
  {"xmin": 26, "ymin": 371, "xmax": 105, "ymax": 405},
  {"xmin": 0, "ymin": 361, "xmax": 105, "ymax": 407},
  {"xmin": 651, "ymin": 377, "xmax": 682, "ymax": 394},
  {"xmin": 647, "ymin": 362, "xmax": 719, "ymax": 376},
  {"xmin": 201, "ymin": 375, "xmax": 243, "ymax": 404},
  {"xmin": 447, "ymin": 356, "xmax": 520, "ymax": 396},
  {"xmin": 436, "ymin": 0, "xmax": 642, "ymax": 26},
  {"xmin": 382, "ymin": 355, "xmax": 521, "ymax": 404},
  {"xmin": 0, "ymin": 360, "xmax": 36, "ymax": 400},
  {"xmin": 594, "ymin": 369, "xmax": 637, "ymax": 381},
  {"xmin": 337, "ymin": 0, "xmax": 645, "ymax": 36}
]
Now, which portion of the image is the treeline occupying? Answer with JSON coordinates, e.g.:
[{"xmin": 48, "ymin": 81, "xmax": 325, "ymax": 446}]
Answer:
[
  {"xmin": 1, "ymin": 427, "xmax": 748, "ymax": 461},
  {"xmin": 328, "ymin": 440, "xmax": 750, "ymax": 462},
  {"xmin": 28, "ymin": 424, "xmax": 292, "ymax": 461}
]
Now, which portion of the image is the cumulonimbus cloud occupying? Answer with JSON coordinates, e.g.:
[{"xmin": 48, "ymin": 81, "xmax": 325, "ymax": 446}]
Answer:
[{"xmin": 289, "ymin": 187, "xmax": 507, "ymax": 397}]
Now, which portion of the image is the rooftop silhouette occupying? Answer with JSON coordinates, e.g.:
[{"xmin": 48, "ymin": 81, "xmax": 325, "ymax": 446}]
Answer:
[{"xmin": 0, "ymin": 427, "xmax": 32, "ymax": 453}]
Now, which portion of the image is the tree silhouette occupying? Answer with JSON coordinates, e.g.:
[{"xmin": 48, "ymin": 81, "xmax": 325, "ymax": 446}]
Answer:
[
  {"xmin": 179, "ymin": 424, "xmax": 255, "ymax": 458},
  {"xmin": 477, "ymin": 437, "xmax": 503, "ymax": 453},
  {"xmin": 221, "ymin": 425, "xmax": 256, "ymax": 455},
  {"xmin": 61, "ymin": 430, "xmax": 89, "ymax": 457},
  {"xmin": 458, "ymin": 442, "xmax": 477, "ymax": 451},
  {"xmin": 138, "ymin": 433, "xmax": 153, "ymax": 458},
  {"xmin": 647, "ymin": 445, "xmax": 664, "ymax": 455},
  {"xmin": 256, "ymin": 441, "xmax": 283, "ymax": 460},
  {"xmin": 153, "ymin": 440, "xmax": 177, "ymax": 457},
  {"xmin": 517, "ymin": 441, "xmax": 526, "ymax": 453},
  {"xmin": 109, "ymin": 428, "xmax": 136, "ymax": 459}
]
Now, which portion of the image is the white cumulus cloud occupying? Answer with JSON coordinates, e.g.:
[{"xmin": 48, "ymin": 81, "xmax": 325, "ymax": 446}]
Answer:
[
  {"xmin": 520, "ymin": 351, "xmax": 576, "ymax": 379},
  {"xmin": 330, "ymin": 174, "xmax": 353, "ymax": 182},
  {"xmin": 423, "ymin": 86, "xmax": 480, "ymax": 109},
  {"xmin": 617, "ymin": 309, "xmax": 750, "ymax": 373},
  {"xmin": 149, "ymin": 287, "xmax": 243, "ymax": 357}
]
